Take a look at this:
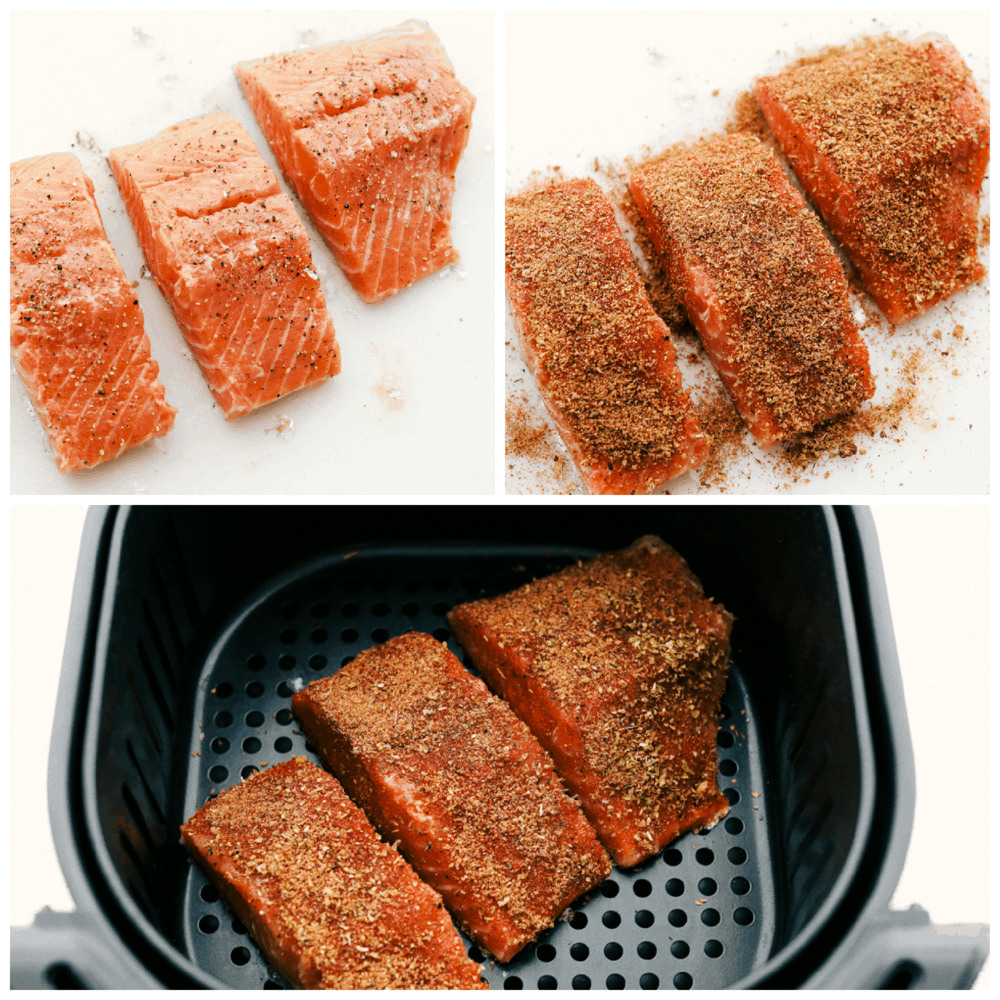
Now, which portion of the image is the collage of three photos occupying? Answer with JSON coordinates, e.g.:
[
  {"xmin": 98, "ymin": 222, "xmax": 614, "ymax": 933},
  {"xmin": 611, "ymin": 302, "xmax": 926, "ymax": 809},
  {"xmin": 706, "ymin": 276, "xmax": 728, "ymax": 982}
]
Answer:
[{"xmin": 7, "ymin": 11, "xmax": 992, "ymax": 989}]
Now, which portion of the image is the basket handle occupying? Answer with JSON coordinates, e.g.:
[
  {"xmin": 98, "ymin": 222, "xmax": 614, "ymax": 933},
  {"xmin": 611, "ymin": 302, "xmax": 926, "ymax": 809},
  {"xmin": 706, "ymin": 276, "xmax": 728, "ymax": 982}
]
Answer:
[
  {"xmin": 10, "ymin": 907, "xmax": 160, "ymax": 989},
  {"xmin": 809, "ymin": 904, "xmax": 989, "ymax": 989}
]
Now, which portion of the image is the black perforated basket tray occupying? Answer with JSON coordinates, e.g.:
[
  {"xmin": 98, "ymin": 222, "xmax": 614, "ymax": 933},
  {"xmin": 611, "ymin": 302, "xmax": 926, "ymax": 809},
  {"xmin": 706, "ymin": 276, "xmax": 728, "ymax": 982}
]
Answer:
[{"xmin": 14, "ymin": 506, "xmax": 989, "ymax": 989}]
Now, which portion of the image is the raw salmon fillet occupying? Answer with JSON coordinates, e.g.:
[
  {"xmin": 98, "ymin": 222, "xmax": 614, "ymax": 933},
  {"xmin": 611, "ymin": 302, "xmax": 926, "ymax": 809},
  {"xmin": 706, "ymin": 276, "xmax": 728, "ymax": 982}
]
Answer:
[
  {"xmin": 448, "ymin": 536, "xmax": 733, "ymax": 870},
  {"xmin": 630, "ymin": 135, "xmax": 875, "ymax": 448},
  {"xmin": 756, "ymin": 36, "xmax": 990, "ymax": 325},
  {"xmin": 180, "ymin": 756, "xmax": 486, "ymax": 989},
  {"xmin": 11, "ymin": 153, "xmax": 176, "ymax": 472},
  {"xmin": 292, "ymin": 632, "xmax": 610, "ymax": 963},
  {"xmin": 506, "ymin": 178, "xmax": 708, "ymax": 494},
  {"xmin": 236, "ymin": 20, "xmax": 475, "ymax": 303},
  {"xmin": 109, "ymin": 112, "xmax": 340, "ymax": 420}
]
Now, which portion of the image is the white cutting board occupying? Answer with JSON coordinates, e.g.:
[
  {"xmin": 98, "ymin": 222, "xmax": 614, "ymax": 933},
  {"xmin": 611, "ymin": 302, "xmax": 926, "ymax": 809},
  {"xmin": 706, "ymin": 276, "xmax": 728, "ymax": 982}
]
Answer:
[
  {"xmin": 11, "ymin": 10, "xmax": 495, "ymax": 496},
  {"xmin": 505, "ymin": 11, "xmax": 989, "ymax": 495}
]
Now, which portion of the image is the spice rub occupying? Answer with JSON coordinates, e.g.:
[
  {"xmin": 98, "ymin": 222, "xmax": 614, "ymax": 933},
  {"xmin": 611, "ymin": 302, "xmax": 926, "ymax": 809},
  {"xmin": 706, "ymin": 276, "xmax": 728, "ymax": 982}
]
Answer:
[
  {"xmin": 109, "ymin": 112, "xmax": 340, "ymax": 420},
  {"xmin": 236, "ymin": 20, "xmax": 475, "ymax": 303},
  {"xmin": 755, "ymin": 36, "xmax": 990, "ymax": 325},
  {"xmin": 448, "ymin": 536, "xmax": 733, "ymax": 869},
  {"xmin": 505, "ymin": 178, "xmax": 708, "ymax": 493},
  {"xmin": 291, "ymin": 632, "xmax": 610, "ymax": 963},
  {"xmin": 180, "ymin": 756, "xmax": 486, "ymax": 989},
  {"xmin": 10, "ymin": 153, "xmax": 176, "ymax": 472},
  {"xmin": 630, "ymin": 134, "xmax": 875, "ymax": 448}
]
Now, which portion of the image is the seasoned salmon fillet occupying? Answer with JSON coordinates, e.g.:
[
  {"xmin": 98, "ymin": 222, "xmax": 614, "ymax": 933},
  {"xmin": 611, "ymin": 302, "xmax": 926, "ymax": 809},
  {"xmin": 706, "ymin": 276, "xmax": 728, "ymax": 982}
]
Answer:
[
  {"xmin": 506, "ymin": 178, "xmax": 708, "ymax": 493},
  {"xmin": 180, "ymin": 757, "xmax": 486, "ymax": 989},
  {"xmin": 109, "ymin": 112, "xmax": 340, "ymax": 420},
  {"xmin": 292, "ymin": 632, "xmax": 611, "ymax": 963},
  {"xmin": 630, "ymin": 134, "xmax": 875, "ymax": 448},
  {"xmin": 236, "ymin": 20, "xmax": 475, "ymax": 303},
  {"xmin": 448, "ymin": 536, "xmax": 733, "ymax": 869},
  {"xmin": 756, "ymin": 36, "xmax": 990, "ymax": 325},
  {"xmin": 10, "ymin": 153, "xmax": 176, "ymax": 472}
]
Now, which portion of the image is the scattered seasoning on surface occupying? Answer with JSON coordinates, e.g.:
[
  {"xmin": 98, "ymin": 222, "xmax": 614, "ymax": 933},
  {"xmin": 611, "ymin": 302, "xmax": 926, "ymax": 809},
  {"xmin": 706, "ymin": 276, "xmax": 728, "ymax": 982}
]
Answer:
[
  {"xmin": 505, "ymin": 390, "xmax": 552, "ymax": 460},
  {"xmin": 726, "ymin": 90, "xmax": 773, "ymax": 144},
  {"xmin": 692, "ymin": 386, "xmax": 748, "ymax": 491},
  {"xmin": 782, "ymin": 348, "xmax": 923, "ymax": 468}
]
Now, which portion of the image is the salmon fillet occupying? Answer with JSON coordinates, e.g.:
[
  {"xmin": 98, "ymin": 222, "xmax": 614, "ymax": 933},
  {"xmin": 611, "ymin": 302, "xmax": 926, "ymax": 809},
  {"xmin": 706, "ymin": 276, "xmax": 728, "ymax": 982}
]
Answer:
[
  {"xmin": 10, "ymin": 153, "xmax": 176, "ymax": 472},
  {"xmin": 109, "ymin": 112, "xmax": 340, "ymax": 420},
  {"xmin": 630, "ymin": 134, "xmax": 875, "ymax": 448},
  {"xmin": 756, "ymin": 36, "xmax": 990, "ymax": 326},
  {"xmin": 236, "ymin": 20, "xmax": 475, "ymax": 304},
  {"xmin": 291, "ymin": 632, "xmax": 610, "ymax": 963},
  {"xmin": 505, "ymin": 178, "xmax": 709, "ymax": 494},
  {"xmin": 180, "ymin": 757, "xmax": 486, "ymax": 989},
  {"xmin": 448, "ymin": 536, "xmax": 733, "ymax": 870}
]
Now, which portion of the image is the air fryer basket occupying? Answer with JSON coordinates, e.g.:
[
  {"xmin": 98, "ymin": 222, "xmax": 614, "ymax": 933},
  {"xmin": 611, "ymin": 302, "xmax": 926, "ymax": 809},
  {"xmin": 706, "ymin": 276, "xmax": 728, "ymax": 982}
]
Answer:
[{"xmin": 15, "ymin": 506, "xmax": 989, "ymax": 989}]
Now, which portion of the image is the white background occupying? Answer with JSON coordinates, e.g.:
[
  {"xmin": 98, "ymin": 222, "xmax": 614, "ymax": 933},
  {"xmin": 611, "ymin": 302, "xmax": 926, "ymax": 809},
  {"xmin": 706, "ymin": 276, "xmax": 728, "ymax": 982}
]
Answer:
[
  {"xmin": 8, "ymin": 505, "xmax": 989, "ymax": 988},
  {"xmin": 11, "ymin": 11, "xmax": 495, "ymax": 495},
  {"xmin": 505, "ymin": 11, "xmax": 989, "ymax": 495}
]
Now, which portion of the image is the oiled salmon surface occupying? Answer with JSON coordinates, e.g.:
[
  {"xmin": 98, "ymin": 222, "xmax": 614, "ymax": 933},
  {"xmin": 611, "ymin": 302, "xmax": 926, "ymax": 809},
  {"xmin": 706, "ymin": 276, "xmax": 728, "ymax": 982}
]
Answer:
[
  {"xmin": 756, "ymin": 37, "xmax": 990, "ymax": 325},
  {"xmin": 506, "ymin": 178, "xmax": 708, "ymax": 494},
  {"xmin": 292, "ymin": 632, "xmax": 610, "ymax": 963},
  {"xmin": 237, "ymin": 20, "xmax": 475, "ymax": 303},
  {"xmin": 109, "ymin": 112, "xmax": 340, "ymax": 420},
  {"xmin": 10, "ymin": 153, "xmax": 176, "ymax": 472},
  {"xmin": 630, "ymin": 135, "xmax": 874, "ymax": 448},
  {"xmin": 181, "ymin": 757, "xmax": 486, "ymax": 989}
]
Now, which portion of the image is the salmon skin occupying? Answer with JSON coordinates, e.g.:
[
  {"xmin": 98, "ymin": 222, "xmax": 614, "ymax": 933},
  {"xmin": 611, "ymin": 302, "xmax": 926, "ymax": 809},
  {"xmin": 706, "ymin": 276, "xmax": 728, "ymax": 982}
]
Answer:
[
  {"xmin": 756, "ymin": 36, "xmax": 990, "ymax": 326},
  {"xmin": 291, "ymin": 632, "xmax": 611, "ymax": 963},
  {"xmin": 630, "ymin": 134, "xmax": 875, "ymax": 448},
  {"xmin": 505, "ymin": 178, "xmax": 709, "ymax": 494},
  {"xmin": 109, "ymin": 112, "xmax": 340, "ymax": 420},
  {"xmin": 236, "ymin": 20, "xmax": 475, "ymax": 304},
  {"xmin": 448, "ymin": 536, "xmax": 733, "ymax": 869},
  {"xmin": 180, "ymin": 757, "xmax": 486, "ymax": 989},
  {"xmin": 10, "ymin": 153, "xmax": 176, "ymax": 472}
]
